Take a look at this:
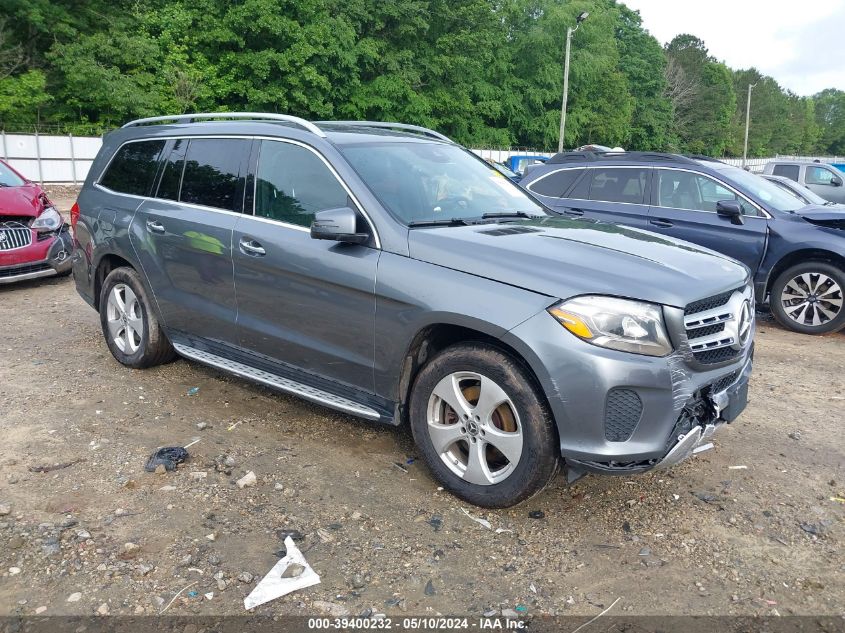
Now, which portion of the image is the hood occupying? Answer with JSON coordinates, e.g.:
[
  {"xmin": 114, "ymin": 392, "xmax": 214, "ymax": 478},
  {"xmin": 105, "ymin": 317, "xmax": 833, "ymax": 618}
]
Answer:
[
  {"xmin": 796, "ymin": 205, "xmax": 845, "ymax": 229},
  {"xmin": 0, "ymin": 184, "xmax": 45, "ymax": 218},
  {"xmin": 408, "ymin": 217, "xmax": 749, "ymax": 309}
]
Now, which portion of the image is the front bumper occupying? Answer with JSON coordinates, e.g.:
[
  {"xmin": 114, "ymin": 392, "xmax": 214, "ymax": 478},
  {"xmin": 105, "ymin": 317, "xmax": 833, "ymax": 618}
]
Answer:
[
  {"xmin": 502, "ymin": 298, "xmax": 755, "ymax": 476},
  {"xmin": 0, "ymin": 228, "xmax": 72, "ymax": 284}
]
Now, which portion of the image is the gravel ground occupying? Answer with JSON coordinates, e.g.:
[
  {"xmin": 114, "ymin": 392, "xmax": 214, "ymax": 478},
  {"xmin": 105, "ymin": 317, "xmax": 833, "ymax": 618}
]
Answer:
[{"xmin": 0, "ymin": 193, "xmax": 843, "ymax": 619}]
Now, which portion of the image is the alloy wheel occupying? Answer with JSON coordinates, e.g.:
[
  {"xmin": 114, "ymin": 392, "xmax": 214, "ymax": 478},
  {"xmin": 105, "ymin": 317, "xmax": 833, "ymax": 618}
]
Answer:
[
  {"xmin": 780, "ymin": 272, "xmax": 843, "ymax": 328},
  {"xmin": 106, "ymin": 283, "xmax": 144, "ymax": 354},
  {"xmin": 426, "ymin": 371, "xmax": 523, "ymax": 486}
]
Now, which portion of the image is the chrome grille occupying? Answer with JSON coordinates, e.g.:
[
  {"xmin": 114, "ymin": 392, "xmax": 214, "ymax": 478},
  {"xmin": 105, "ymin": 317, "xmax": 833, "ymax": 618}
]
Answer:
[
  {"xmin": 683, "ymin": 286, "xmax": 752, "ymax": 365},
  {"xmin": 0, "ymin": 226, "xmax": 32, "ymax": 251}
]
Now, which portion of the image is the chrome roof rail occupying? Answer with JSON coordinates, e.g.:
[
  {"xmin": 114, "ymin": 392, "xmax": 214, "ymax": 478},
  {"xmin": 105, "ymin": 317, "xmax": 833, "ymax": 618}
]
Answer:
[
  {"xmin": 121, "ymin": 112, "xmax": 326, "ymax": 137},
  {"xmin": 317, "ymin": 121, "xmax": 453, "ymax": 143}
]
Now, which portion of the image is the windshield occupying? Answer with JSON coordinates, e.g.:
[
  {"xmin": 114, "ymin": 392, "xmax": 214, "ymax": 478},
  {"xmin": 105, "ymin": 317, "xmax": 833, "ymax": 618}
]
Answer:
[
  {"xmin": 0, "ymin": 161, "xmax": 26, "ymax": 187},
  {"xmin": 767, "ymin": 177, "xmax": 828, "ymax": 205},
  {"xmin": 340, "ymin": 142, "xmax": 547, "ymax": 225},
  {"xmin": 711, "ymin": 165, "xmax": 805, "ymax": 212},
  {"xmin": 489, "ymin": 161, "xmax": 519, "ymax": 180}
]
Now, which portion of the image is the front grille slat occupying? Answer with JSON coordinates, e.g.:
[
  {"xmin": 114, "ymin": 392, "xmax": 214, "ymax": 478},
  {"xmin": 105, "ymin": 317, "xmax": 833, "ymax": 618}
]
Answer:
[
  {"xmin": 684, "ymin": 287, "xmax": 746, "ymax": 365},
  {"xmin": 686, "ymin": 322, "xmax": 726, "ymax": 340},
  {"xmin": 684, "ymin": 290, "xmax": 733, "ymax": 316},
  {"xmin": 0, "ymin": 227, "xmax": 33, "ymax": 251}
]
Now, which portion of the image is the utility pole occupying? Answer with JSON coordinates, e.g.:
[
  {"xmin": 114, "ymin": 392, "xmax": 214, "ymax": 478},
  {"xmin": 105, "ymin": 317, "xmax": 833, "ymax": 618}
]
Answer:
[
  {"xmin": 742, "ymin": 83, "xmax": 757, "ymax": 169},
  {"xmin": 558, "ymin": 11, "xmax": 589, "ymax": 154}
]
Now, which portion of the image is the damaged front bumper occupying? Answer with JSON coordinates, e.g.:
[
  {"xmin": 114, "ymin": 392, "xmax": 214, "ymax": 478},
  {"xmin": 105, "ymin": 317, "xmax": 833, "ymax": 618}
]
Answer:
[
  {"xmin": 566, "ymin": 352, "xmax": 752, "ymax": 478},
  {"xmin": 0, "ymin": 227, "xmax": 72, "ymax": 284},
  {"xmin": 502, "ymin": 296, "xmax": 755, "ymax": 481}
]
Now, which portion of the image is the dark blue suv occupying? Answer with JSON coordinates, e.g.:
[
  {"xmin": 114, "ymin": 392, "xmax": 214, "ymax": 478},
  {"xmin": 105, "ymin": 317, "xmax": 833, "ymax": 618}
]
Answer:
[{"xmin": 521, "ymin": 152, "xmax": 845, "ymax": 335}]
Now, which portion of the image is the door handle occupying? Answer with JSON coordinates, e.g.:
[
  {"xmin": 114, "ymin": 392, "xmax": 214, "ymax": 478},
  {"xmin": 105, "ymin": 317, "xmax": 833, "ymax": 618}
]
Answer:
[
  {"xmin": 239, "ymin": 237, "xmax": 266, "ymax": 256},
  {"xmin": 649, "ymin": 218, "xmax": 674, "ymax": 228},
  {"xmin": 146, "ymin": 219, "xmax": 165, "ymax": 234},
  {"xmin": 563, "ymin": 207, "xmax": 584, "ymax": 216}
]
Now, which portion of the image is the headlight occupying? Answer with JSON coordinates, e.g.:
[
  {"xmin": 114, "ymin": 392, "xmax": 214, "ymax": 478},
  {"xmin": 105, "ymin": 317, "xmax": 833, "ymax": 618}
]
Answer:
[
  {"xmin": 548, "ymin": 295, "xmax": 673, "ymax": 357},
  {"xmin": 31, "ymin": 206, "xmax": 62, "ymax": 232}
]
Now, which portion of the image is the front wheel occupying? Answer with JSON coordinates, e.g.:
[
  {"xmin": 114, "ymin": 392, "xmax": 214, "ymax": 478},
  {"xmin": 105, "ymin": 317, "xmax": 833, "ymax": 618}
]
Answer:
[
  {"xmin": 98, "ymin": 267, "xmax": 176, "ymax": 368},
  {"xmin": 409, "ymin": 343, "xmax": 559, "ymax": 508},
  {"xmin": 770, "ymin": 262, "xmax": 845, "ymax": 334}
]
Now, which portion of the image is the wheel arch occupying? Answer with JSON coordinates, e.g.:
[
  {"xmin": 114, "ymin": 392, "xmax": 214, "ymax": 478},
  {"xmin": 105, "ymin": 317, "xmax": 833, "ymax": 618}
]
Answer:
[
  {"xmin": 765, "ymin": 248, "xmax": 845, "ymax": 296},
  {"xmin": 395, "ymin": 322, "xmax": 551, "ymax": 428},
  {"xmin": 93, "ymin": 253, "xmax": 136, "ymax": 311}
]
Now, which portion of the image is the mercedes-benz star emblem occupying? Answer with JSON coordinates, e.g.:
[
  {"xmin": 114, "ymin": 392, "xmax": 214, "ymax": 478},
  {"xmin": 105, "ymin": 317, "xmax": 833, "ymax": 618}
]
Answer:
[{"xmin": 0, "ymin": 232, "xmax": 7, "ymax": 243}]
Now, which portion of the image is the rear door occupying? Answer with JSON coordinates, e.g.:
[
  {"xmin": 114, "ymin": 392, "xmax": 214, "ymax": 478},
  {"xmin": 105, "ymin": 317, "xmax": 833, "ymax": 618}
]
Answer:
[
  {"xmin": 130, "ymin": 137, "xmax": 251, "ymax": 343},
  {"xmin": 803, "ymin": 164, "xmax": 845, "ymax": 203},
  {"xmin": 232, "ymin": 139, "xmax": 379, "ymax": 390},
  {"xmin": 647, "ymin": 168, "xmax": 768, "ymax": 271}
]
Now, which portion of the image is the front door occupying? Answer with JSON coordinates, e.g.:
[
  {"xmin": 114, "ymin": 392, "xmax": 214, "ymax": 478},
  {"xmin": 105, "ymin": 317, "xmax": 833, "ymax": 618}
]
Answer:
[
  {"xmin": 647, "ymin": 168, "xmax": 768, "ymax": 272},
  {"xmin": 130, "ymin": 137, "xmax": 252, "ymax": 342},
  {"xmin": 803, "ymin": 164, "xmax": 845, "ymax": 204},
  {"xmin": 233, "ymin": 139, "xmax": 379, "ymax": 391}
]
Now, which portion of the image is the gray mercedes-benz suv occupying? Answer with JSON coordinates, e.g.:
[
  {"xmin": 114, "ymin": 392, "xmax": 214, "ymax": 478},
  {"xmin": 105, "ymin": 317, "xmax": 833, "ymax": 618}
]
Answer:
[{"xmin": 71, "ymin": 113, "xmax": 754, "ymax": 508}]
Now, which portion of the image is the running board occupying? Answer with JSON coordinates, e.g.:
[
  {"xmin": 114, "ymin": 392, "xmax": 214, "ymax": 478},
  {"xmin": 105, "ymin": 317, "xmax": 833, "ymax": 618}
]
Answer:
[{"xmin": 172, "ymin": 342, "xmax": 382, "ymax": 420}]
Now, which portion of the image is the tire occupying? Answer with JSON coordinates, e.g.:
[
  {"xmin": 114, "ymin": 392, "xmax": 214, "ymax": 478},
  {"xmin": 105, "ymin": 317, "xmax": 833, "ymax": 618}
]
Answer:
[
  {"xmin": 98, "ymin": 267, "xmax": 176, "ymax": 368},
  {"xmin": 770, "ymin": 262, "xmax": 845, "ymax": 335},
  {"xmin": 409, "ymin": 343, "xmax": 559, "ymax": 508}
]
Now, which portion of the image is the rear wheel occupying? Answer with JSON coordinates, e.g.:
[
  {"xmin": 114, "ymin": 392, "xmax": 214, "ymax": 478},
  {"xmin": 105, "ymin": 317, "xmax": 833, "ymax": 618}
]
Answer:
[
  {"xmin": 98, "ymin": 267, "xmax": 176, "ymax": 368},
  {"xmin": 409, "ymin": 343, "xmax": 558, "ymax": 508},
  {"xmin": 770, "ymin": 262, "xmax": 845, "ymax": 334}
]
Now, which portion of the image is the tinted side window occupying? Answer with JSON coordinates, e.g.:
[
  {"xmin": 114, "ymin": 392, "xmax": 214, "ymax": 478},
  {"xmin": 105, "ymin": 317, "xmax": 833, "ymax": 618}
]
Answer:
[
  {"xmin": 588, "ymin": 168, "xmax": 649, "ymax": 204},
  {"xmin": 157, "ymin": 139, "xmax": 187, "ymax": 201},
  {"xmin": 772, "ymin": 164, "xmax": 799, "ymax": 181},
  {"xmin": 529, "ymin": 169, "xmax": 584, "ymax": 197},
  {"xmin": 255, "ymin": 141, "xmax": 349, "ymax": 227},
  {"xmin": 100, "ymin": 140, "xmax": 165, "ymax": 196},
  {"xmin": 180, "ymin": 139, "xmax": 251, "ymax": 211}
]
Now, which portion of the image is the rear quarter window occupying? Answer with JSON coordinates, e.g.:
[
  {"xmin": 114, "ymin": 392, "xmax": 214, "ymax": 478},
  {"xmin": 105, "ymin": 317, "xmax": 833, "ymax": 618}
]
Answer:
[
  {"xmin": 99, "ymin": 140, "xmax": 166, "ymax": 196},
  {"xmin": 528, "ymin": 169, "xmax": 584, "ymax": 197}
]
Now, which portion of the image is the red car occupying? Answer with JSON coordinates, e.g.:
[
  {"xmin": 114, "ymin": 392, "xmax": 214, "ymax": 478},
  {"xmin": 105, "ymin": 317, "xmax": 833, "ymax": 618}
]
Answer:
[{"xmin": 0, "ymin": 159, "xmax": 72, "ymax": 284}]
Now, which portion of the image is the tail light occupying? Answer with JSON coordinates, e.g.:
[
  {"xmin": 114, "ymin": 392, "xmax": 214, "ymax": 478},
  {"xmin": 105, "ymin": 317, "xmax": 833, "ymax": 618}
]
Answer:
[{"xmin": 70, "ymin": 202, "xmax": 80, "ymax": 231}]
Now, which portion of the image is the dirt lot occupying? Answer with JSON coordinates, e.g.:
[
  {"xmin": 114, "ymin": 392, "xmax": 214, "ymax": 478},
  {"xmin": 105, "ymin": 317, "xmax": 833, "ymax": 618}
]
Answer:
[{"xmin": 1, "ymin": 195, "xmax": 843, "ymax": 619}]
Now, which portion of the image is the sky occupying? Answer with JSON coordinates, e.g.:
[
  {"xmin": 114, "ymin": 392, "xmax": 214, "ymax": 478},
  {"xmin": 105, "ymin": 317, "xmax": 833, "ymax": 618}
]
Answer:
[{"xmin": 622, "ymin": 0, "xmax": 845, "ymax": 96}]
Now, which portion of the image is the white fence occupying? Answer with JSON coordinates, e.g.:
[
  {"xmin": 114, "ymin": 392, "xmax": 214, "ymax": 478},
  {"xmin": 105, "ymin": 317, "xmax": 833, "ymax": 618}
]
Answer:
[
  {"xmin": 471, "ymin": 148, "xmax": 554, "ymax": 163},
  {"xmin": 3, "ymin": 131, "xmax": 844, "ymax": 184},
  {"xmin": 1, "ymin": 132, "xmax": 102, "ymax": 184}
]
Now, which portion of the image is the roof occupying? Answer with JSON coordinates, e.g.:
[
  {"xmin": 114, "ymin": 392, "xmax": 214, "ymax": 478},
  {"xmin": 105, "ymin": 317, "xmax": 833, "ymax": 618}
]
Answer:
[{"xmin": 546, "ymin": 151, "xmax": 725, "ymax": 167}]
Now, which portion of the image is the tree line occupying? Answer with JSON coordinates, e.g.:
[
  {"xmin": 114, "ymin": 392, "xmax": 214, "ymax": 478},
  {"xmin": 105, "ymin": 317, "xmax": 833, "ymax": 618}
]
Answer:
[{"xmin": 1, "ymin": 0, "xmax": 843, "ymax": 156}]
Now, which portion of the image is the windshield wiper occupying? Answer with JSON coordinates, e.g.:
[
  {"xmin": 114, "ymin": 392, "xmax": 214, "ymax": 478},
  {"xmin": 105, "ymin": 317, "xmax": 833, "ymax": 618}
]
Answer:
[
  {"xmin": 407, "ymin": 218, "xmax": 470, "ymax": 228},
  {"xmin": 481, "ymin": 211, "xmax": 541, "ymax": 220}
]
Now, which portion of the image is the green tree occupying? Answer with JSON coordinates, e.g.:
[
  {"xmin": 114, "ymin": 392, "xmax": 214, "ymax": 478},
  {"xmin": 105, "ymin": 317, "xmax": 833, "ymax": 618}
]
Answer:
[
  {"xmin": 814, "ymin": 88, "xmax": 845, "ymax": 155},
  {"xmin": 614, "ymin": 4, "xmax": 673, "ymax": 150},
  {"xmin": 665, "ymin": 34, "xmax": 735, "ymax": 155}
]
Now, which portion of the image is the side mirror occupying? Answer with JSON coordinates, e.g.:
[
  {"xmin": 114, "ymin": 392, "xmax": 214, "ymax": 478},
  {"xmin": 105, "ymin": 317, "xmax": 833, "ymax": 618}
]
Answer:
[
  {"xmin": 310, "ymin": 207, "xmax": 369, "ymax": 244},
  {"xmin": 831, "ymin": 176, "xmax": 843, "ymax": 187},
  {"xmin": 716, "ymin": 200, "xmax": 744, "ymax": 225}
]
